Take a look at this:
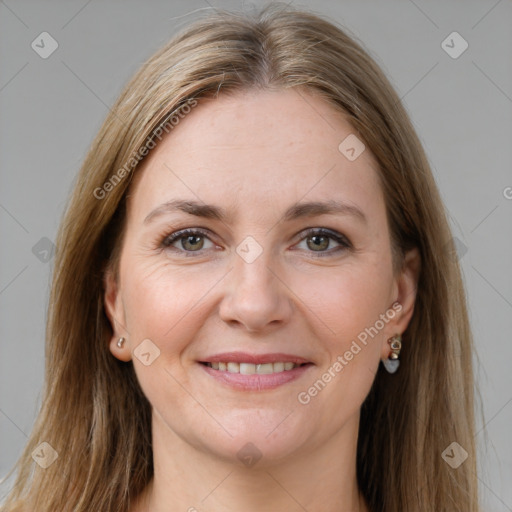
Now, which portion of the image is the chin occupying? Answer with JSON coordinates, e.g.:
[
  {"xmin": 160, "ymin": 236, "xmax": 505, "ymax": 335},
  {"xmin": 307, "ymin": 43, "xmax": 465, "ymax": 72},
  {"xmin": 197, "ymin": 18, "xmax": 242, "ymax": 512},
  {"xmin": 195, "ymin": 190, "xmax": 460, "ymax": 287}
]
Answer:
[{"xmin": 198, "ymin": 411, "xmax": 314, "ymax": 467}]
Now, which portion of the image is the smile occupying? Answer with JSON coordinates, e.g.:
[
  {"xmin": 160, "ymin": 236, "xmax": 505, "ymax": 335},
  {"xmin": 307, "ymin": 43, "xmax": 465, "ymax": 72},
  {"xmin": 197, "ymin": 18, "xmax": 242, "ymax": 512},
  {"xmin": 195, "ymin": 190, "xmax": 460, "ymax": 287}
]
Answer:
[
  {"xmin": 202, "ymin": 361, "xmax": 303, "ymax": 374},
  {"xmin": 199, "ymin": 360, "xmax": 314, "ymax": 391}
]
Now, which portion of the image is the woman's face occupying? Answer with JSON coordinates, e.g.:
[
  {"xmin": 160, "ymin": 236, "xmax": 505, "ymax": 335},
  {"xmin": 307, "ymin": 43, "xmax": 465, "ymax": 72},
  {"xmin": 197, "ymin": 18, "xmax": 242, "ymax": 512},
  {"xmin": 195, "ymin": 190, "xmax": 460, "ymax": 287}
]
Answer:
[{"xmin": 105, "ymin": 88, "xmax": 418, "ymax": 465}]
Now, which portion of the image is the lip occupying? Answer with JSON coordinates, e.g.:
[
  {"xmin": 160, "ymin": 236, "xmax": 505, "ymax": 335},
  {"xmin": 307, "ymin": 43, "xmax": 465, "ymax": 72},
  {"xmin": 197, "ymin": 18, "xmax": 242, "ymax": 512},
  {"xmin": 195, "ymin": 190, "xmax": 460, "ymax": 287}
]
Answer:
[
  {"xmin": 199, "ymin": 362, "xmax": 314, "ymax": 391},
  {"xmin": 197, "ymin": 352, "xmax": 314, "ymax": 391},
  {"xmin": 198, "ymin": 352, "xmax": 312, "ymax": 365}
]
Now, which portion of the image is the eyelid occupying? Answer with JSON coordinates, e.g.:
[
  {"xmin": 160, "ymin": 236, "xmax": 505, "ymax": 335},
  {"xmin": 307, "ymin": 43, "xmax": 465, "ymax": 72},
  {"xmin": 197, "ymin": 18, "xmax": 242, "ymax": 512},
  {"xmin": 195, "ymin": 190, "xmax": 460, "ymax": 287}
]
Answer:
[
  {"xmin": 297, "ymin": 227, "xmax": 351, "ymax": 245},
  {"xmin": 161, "ymin": 227, "xmax": 216, "ymax": 249}
]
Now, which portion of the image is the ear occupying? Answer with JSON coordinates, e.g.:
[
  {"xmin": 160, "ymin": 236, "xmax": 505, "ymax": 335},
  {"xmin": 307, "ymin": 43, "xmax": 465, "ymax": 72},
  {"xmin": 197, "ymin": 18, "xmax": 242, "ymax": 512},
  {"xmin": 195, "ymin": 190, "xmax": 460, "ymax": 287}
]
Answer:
[
  {"xmin": 381, "ymin": 247, "xmax": 421, "ymax": 359},
  {"xmin": 104, "ymin": 268, "xmax": 131, "ymax": 362}
]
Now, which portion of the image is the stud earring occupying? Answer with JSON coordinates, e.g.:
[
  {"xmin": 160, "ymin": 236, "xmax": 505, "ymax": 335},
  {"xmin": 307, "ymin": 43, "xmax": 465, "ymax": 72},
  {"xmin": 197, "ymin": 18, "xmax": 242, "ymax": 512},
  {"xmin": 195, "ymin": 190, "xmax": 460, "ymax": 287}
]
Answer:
[
  {"xmin": 382, "ymin": 334, "xmax": 402, "ymax": 374},
  {"xmin": 117, "ymin": 337, "xmax": 126, "ymax": 348}
]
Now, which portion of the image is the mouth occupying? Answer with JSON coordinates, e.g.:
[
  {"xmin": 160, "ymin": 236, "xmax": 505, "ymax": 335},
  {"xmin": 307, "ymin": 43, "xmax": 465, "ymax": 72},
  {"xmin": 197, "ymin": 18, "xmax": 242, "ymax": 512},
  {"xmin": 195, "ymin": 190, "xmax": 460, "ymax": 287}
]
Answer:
[
  {"xmin": 197, "ymin": 352, "xmax": 314, "ymax": 391},
  {"xmin": 200, "ymin": 361, "xmax": 308, "ymax": 374}
]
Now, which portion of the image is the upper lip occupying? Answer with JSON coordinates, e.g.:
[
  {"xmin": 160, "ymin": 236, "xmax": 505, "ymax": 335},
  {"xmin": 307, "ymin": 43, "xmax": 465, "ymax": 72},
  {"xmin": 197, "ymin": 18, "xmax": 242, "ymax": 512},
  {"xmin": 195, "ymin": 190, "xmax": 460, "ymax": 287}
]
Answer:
[{"xmin": 199, "ymin": 352, "xmax": 312, "ymax": 365}]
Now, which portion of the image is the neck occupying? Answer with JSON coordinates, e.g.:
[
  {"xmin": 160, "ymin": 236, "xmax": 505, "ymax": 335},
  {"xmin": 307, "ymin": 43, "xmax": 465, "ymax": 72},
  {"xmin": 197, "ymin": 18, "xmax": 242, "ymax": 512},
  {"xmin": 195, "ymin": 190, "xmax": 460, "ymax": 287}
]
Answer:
[{"xmin": 133, "ymin": 411, "xmax": 368, "ymax": 512}]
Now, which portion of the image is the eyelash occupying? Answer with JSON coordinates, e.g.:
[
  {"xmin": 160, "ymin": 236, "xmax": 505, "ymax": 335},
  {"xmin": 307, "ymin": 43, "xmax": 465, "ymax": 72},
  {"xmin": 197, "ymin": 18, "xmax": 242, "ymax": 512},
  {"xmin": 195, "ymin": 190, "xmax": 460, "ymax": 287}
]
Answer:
[{"xmin": 159, "ymin": 227, "xmax": 352, "ymax": 258}]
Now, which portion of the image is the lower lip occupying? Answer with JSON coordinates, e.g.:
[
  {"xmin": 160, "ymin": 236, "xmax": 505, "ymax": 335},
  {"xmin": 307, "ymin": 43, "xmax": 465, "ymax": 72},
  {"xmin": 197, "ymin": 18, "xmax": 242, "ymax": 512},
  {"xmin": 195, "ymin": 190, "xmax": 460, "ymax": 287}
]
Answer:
[{"xmin": 198, "ymin": 363, "xmax": 314, "ymax": 391}]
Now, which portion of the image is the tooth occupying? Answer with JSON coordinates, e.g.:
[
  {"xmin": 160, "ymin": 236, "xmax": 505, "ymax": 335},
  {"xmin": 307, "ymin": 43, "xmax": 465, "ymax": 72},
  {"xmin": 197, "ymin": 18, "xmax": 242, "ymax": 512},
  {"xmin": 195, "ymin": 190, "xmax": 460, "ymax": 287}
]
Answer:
[
  {"xmin": 211, "ymin": 361, "xmax": 301, "ymax": 373},
  {"xmin": 256, "ymin": 363, "xmax": 274, "ymax": 375},
  {"xmin": 240, "ymin": 363, "xmax": 256, "ymax": 375},
  {"xmin": 227, "ymin": 362, "xmax": 240, "ymax": 373},
  {"xmin": 273, "ymin": 362, "xmax": 284, "ymax": 372}
]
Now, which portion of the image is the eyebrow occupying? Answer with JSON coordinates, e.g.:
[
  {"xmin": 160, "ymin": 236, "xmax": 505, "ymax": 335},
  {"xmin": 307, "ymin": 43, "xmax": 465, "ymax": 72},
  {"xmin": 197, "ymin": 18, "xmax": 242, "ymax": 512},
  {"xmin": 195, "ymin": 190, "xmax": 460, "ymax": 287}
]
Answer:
[{"xmin": 143, "ymin": 199, "xmax": 367, "ymax": 225}]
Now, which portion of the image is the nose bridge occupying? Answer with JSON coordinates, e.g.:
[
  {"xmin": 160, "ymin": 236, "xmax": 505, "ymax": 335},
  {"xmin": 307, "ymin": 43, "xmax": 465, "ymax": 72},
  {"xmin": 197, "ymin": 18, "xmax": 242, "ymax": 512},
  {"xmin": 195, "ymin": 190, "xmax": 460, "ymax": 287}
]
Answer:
[
  {"xmin": 232, "ymin": 236, "xmax": 279, "ymax": 296},
  {"xmin": 218, "ymin": 234, "xmax": 292, "ymax": 330}
]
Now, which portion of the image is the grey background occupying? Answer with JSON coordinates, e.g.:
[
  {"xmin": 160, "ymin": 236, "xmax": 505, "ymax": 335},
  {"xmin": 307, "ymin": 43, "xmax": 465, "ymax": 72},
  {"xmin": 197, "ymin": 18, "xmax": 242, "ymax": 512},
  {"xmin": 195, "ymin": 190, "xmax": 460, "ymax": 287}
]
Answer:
[{"xmin": 1, "ymin": 0, "xmax": 511, "ymax": 509}]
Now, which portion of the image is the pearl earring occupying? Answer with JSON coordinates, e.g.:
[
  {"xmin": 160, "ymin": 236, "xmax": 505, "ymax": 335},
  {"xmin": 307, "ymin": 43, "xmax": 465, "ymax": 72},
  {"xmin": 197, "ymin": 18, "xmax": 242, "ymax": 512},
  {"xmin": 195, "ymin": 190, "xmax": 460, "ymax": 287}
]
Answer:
[{"xmin": 117, "ymin": 337, "xmax": 126, "ymax": 348}]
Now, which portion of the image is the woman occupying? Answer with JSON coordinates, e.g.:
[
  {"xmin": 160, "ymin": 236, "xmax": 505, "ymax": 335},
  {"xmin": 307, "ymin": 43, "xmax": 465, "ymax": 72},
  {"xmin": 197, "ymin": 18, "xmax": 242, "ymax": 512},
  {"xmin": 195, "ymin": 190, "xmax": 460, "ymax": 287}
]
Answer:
[{"xmin": 1, "ymin": 4, "xmax": 481, "ymax": 511}]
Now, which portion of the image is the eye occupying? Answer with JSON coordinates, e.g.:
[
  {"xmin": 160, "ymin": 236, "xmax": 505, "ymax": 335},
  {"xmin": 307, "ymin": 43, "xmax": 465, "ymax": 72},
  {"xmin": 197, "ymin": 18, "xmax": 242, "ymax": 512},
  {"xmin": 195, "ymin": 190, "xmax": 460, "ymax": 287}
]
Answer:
[
  {"xmin": 159, "ymin": 227, "xmax": 351, "ymax": 257},
  {"xmin": 294, "ymin": 228, "xmax": 351, "ymax": 256},
  {"xmin": 161, "ymin": 228, "xmax": 216, "ymax": 255}
]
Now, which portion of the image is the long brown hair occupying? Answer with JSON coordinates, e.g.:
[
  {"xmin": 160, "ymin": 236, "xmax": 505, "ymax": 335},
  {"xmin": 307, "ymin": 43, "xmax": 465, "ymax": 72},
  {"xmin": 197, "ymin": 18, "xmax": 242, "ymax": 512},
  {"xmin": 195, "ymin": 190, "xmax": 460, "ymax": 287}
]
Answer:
[{"xmin": 1, "ymin": 4, "xmax": 481, "ymax": 511}]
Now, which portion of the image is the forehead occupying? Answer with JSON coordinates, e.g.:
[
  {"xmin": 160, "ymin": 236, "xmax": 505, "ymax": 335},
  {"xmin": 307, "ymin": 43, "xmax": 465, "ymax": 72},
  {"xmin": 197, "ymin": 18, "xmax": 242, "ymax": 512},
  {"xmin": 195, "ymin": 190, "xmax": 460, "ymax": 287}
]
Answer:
[{"xmin": 127, "ymin": 88, "xmax": 384, "ymax": 224}]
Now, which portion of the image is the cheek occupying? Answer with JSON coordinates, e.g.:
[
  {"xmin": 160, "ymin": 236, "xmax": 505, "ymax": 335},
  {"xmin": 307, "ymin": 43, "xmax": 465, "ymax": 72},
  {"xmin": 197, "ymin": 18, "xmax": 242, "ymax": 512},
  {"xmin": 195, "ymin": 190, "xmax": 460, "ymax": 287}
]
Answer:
[
  {"xmin": 121, "ymin": 255, "xmax": 224, "ymax": 352},
  {"xmin": 301, "ymin": 260, "xmax": 394, "ymax": 343},
  {"xmin": 291, "ymin": 263, "xmax": 394, "ymax": 438},
  {"xmin": 120, "ymin": 259, "xmax": 216, "ymax": 412}
]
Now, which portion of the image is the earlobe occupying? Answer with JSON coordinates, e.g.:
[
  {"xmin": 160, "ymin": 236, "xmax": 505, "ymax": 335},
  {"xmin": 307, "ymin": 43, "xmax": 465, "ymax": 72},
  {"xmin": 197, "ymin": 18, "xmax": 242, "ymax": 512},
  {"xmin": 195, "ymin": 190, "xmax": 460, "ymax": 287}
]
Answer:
[{"xmin": 103, "ymin": 269, "xmax": 131, "ymax": 362}]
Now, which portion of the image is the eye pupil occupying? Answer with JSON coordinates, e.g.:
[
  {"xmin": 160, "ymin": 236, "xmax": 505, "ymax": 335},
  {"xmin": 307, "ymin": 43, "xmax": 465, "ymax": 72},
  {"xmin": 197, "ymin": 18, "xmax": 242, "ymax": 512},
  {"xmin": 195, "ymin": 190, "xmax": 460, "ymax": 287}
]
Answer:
[{"xmin": 307, "ymin": 235, "xmax": 329, "ymax": 251}]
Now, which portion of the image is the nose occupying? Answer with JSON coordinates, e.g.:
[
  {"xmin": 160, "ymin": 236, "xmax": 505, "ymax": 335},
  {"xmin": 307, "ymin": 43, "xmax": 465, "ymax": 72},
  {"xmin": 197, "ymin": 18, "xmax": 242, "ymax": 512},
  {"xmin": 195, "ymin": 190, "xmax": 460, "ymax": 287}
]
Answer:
[{"xmin": 218, "ymin": 245, "xmax": 293, "ymax": 333}]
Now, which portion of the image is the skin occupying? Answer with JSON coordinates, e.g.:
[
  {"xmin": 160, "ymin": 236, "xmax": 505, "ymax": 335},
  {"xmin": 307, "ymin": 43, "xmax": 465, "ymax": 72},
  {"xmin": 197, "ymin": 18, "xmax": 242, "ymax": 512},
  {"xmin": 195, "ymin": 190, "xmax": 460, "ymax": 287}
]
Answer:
[{"xmin": 104, "ymin": 88, "xmax": 420, "ymax": 512}]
